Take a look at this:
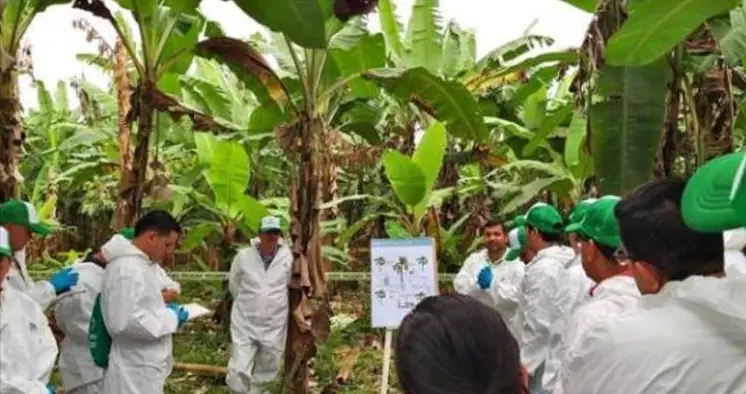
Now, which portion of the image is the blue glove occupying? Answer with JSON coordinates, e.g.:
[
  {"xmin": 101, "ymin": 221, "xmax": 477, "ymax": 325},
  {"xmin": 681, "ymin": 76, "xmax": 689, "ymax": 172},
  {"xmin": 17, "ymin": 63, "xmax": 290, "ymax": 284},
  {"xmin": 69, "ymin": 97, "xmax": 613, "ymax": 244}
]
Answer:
[
  {"xmin": 477, "ymin": 266, "xmax": 494, "ymax": 289},
  {"xmin": 48, "ymin": 267, "xmax": 79, "ymax": 295},
  {"xmin": 47, "ymin": 384, "xmax": 55, "ymax": 394},
  {"xmin": 167, "ymin": 303, "xmax": 189, "ymax": 327}
]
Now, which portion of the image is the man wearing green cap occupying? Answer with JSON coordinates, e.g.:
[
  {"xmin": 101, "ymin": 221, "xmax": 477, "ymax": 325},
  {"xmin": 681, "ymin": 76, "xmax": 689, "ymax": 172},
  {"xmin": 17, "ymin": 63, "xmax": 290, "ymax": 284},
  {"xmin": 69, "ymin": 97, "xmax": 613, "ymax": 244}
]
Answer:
[
  {"xmin": 227, "ymin": 215, "xmax": 294, "ymax": 394},
  {"xmin": 513, "ymin": 202, "xmax": 576, "ymax": 394},
  {"xmin": 554, "ymin": 197, "xmax": 640, "ymax": 394},
  {"xmin": 563, "ymin": 178, "xmax": 746, "ymax": 394},
  {"xmin": 0, "ymin": 226, "xmax": 60, "ymax": 394},
  {"xmin": 0, "ymin": 199, "xmax": 79, "ymax": 309}
]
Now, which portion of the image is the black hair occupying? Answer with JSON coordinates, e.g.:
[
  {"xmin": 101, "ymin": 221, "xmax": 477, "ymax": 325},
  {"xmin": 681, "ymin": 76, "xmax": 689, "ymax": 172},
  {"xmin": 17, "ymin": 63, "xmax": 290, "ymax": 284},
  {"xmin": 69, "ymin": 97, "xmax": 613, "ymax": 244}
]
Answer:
[
  {"xmin": 614, "ymin": 178, "xmax": 723, "ymax": 280},
  {"xmin": 483, "ymin": 219, "xmax": 505, "ymax": 233},
  {"xmin": 526, "ymin": 224, "xmax": 563, "ymax": 243},
  {"xmin": 133, "ymin": 210, "xmax": 182, "ymax": 237},
  {"xmin": 396, "ymin": 294, "xmax": 523, "ymax": 394}
]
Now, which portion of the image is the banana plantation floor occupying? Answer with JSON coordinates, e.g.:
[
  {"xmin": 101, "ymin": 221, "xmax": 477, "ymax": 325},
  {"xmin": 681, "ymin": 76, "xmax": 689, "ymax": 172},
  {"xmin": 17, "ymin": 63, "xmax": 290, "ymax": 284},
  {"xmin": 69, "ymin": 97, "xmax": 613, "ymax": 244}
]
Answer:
[{"xmin": 50, "ymin": 282, "xmax": 398, "ymax": 394}]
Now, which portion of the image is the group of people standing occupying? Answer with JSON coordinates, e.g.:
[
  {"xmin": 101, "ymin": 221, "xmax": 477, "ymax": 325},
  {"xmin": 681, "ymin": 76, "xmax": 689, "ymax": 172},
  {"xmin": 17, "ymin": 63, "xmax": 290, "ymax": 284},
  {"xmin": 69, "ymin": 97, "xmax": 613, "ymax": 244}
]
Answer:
[
  {"xmin": 0, "ymin": 204, "xmax": 294, "ymax": 394},
  {"xmin": 398, "ymin": 150, "xmax": 746, "ymax": 394}
]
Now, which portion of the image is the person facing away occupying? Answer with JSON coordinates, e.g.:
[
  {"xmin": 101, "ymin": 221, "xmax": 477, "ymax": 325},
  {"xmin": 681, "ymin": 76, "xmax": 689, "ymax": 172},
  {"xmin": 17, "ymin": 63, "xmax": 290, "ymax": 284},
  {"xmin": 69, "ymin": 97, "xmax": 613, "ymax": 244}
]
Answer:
[
  {"xmin": 100, "ymin": 211, "xmax": 189, "ymax": 394},
  {"xmin": 453, "ymin": 220, "xmax": 524, "ymax": 338},
  {"xmin": 563, "ymin": 177, "xmax": 746, "ymax": 394},
  {"xmin": 54, "ymin": 227, "xmax": 182, "ymax": 394},
  {"xmin": 513, "ymin": 202, "xmax": 575, "ymax": 394},
  {"xmin": 553, "ymin": 197, "xmax": 640, "ymax": 394},
  {"xmin": 0, "ymin": 227, "xmax": 59, "ymax": 394},
  {"xmin": 0, "ymin": 199, "xmax": 79, "ymax": 309},
  {"xmin": 723, "ymin": 227, "xmax": 746, "ymax": 277},
  {"xmin": 226, "ymin": 216, "xmax": 294, "ymax": 394},
  {"xmin": 396, "ymin": 294, "xmax": 528, "ymax": 394}
]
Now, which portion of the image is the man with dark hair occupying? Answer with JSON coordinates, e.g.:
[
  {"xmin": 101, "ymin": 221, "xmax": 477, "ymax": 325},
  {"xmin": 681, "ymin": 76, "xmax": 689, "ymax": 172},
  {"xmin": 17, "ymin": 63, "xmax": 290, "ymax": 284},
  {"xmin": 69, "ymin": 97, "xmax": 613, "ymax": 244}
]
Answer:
[
  {"xmin": 563, "ymin": 178, "xmax": 746, "ymax": 394},
  {"xmin": 453, "ymin": 219, "xmax": 524, "ymax": 338},
  {"xmin": 99, "ymin": 210, "xmax": 189, "ymax": 394},
  {"xmin": 514, "ymin": 202, "xmax": 576, "ymax": 394}
]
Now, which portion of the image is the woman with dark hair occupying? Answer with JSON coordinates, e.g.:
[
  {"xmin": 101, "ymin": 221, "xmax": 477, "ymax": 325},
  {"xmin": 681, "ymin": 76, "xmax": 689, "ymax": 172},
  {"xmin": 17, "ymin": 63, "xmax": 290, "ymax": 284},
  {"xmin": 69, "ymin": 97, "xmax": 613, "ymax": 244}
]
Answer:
[{"xmin": 396, "ymin": 294, "xmax": 528, "ymax": 394}]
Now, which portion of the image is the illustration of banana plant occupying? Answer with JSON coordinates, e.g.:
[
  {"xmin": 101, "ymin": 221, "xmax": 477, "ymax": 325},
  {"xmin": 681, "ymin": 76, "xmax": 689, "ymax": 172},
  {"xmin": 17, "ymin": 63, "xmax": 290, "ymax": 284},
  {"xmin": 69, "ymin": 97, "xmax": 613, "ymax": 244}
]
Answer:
[
  {"xmin": 374, "ymin": 289, "xmax": 386, "ymax": 304},
  {"xmin": 416, "ymin": 256, "xmax": 428, "ymax": 271},
  {"xmin": 394, "ymin": 257, "xmax": 410, "ymax": 288},
  {"xmin": 374, "ymin": 256, "xmax": 387, "ymax": 272}
]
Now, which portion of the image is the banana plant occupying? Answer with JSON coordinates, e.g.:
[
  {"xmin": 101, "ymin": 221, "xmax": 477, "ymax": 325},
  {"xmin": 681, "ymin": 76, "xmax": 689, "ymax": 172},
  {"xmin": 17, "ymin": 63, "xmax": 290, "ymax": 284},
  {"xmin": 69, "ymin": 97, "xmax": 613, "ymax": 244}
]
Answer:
[{"xmin": 0, "ymin": 0, "xmax": 72, "ymax": 201}]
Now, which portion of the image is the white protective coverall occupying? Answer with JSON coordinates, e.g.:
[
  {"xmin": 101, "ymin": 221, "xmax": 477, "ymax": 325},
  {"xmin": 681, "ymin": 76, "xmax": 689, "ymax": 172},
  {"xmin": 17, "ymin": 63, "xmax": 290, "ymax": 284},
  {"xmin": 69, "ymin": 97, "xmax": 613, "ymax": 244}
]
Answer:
[
  {"xmin": 0, "ymin": 287, "xmax": 58, "ymax": 393},
  {"xmin": 563, "ymin": 275, "xmax": 746, "ymax": 394},
  {"xmin": 518, "ymin": 245, "xmax": 576, "ymax": 382},
  {"xmin": 100, "ymin": 235, "xmax": 179, "ymax": 394},
  {"xmin": 453, "ymin": 249, "xmax": 525, "ymax": 338},
  {"xmin": 54, "ymin": 260, "xmax": 105, "ymax": 394},
  {"xmin": 226, "ymin": 238, "xmax": 293, "ymax": 394},
  {"xmin": 552, "ymin": 274, "xmax": 639, "ymax": 394},
  {"xmin": 4, "ymin": 248, "xmax": 56, "ymax": 310},
  {"xmin": 723, "ymin": 228, "xmax": 746, "ymax": 277},
  {"xmin": 541, "ymin": 253, "xmax": 595, "ymax": 392}
]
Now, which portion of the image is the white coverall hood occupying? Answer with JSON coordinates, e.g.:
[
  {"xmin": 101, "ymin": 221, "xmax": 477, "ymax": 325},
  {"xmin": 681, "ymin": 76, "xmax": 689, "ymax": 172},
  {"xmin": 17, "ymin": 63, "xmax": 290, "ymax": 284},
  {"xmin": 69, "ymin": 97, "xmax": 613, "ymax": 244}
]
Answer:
[
  {"xmin": 226, "ymin": 241, "xmax": 293, "ymax": 393},
  {"xmin": 0, "ymin": 287, "xmax": 58, "ymax": 394},
  {"xmin": 562, "ymin": 275, "xmax": 746, "ymax": 394},
  {"xmin": 100, "ymin": 234, "xmax": 179, "ymax": 394},
  {"xmin": 723, "ymin": 229, "xmax": 746, "ymax": 277}
]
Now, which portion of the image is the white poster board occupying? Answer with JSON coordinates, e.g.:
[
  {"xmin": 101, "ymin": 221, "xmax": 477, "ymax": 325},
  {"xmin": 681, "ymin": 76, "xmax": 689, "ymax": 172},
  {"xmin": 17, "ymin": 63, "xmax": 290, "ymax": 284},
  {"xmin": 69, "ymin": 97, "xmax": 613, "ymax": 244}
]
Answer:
[{"xmin": 370, "ymin": 237, "xmax": 438, "ymax": 329}]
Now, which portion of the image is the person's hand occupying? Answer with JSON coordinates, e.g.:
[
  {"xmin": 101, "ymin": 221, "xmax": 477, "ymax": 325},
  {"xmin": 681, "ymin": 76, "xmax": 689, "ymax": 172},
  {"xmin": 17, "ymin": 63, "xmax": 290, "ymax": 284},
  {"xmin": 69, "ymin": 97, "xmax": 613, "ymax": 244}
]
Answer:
[
  {"xmin": 49, "ymin": 267, "xmax": 79, "ymax": 295},
  {"xmin": 162, "ymin": 289, "xmax": 179, "ymax": 303},
  {"xmin": 166, "ymin": 303, "xmax": 189, "ymax": 327},
  {"xmin": 477, "ymin": 266, "xmax": 493, "ymax": 289}
]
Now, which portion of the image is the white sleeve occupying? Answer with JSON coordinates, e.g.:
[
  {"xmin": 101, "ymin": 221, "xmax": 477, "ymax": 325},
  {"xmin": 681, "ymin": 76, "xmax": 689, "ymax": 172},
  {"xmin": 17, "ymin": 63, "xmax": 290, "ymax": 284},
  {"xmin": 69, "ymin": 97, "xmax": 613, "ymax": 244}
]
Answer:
[
  {"xmin": 519, "ymin": 261, "xmax": 562, "ymax": 374},
  {"xmin": 488, "ymin": 263, "xmax": 524, "ymax": 311},
  {"xmin": 0, "ymin": 371, "xmax": 50, "ymax": 394},
  {"xmin": 453, "ymin": 254, "xmax": 482, "ymax": 296},
  {"xmin": 28, "ymin": 281, "xmax": 56, "ymax": 311},
  {"xmin": 102, "ymin": 267, "xmax": 178, "ymax": 340},
  {"xmin": 155, "ymin": 265, "xmax": 181, "ymax": 293},
  {"xmin": 228, "ymin": 252, "xmax": 243, "ymax": 297},
  {"xmin": 561, "ymin": 319, "xmax": 615, "ymax": 394},
  {"xmin": 34, "ymin": 313, "xmax": 58, "ymax": 385}
]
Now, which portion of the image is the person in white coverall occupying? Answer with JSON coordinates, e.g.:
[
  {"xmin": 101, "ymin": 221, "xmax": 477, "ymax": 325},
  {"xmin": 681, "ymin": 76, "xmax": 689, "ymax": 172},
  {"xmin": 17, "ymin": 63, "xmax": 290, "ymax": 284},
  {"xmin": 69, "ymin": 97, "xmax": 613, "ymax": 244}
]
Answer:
[
  {"xmin": 0, "ymin": 227, "xmax": 59, "ymax": 394},
  {"xmin": 723, "ymin": 227, "xmax": 746, "ymax": 276},
  {"xmin": 227, "ymin": 216, "xmax": 293, "ymax": 394},
  {"xmin": 514, "ymin": 202, "xmax": 576, "ymax": 394},
  {"xmin": 553, "ymin": 197, "xmax": 640, "ymax": 394},
  {"xmin": 55, "ymin": 228, "xmax": 183, "ymax": 394},
  {"xmin": 453, "ymin": 220, "xmax": 524, "ymax": 337},
  {"xmin": 565, "ymin": 175, "xmax": 746, "ymax": 394},
  {"xmin": 0, "ymin": 199, "xmax": 79, "ymax": 309},
  {"xmin": 100, "ymin": 211, "xmax": 189, "ymax": 394}
]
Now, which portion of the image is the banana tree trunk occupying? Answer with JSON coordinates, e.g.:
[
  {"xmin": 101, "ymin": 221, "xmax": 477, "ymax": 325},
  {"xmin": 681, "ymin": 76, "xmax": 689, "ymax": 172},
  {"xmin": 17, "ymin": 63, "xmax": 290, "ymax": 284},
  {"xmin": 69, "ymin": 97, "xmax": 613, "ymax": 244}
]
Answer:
[
  {"xmin": 0, "ymin": 59, "xmax": 22, "ymax": 202},
  {"xmin": 118, "ymin": 82, "xmax": 155, "ymax": 226},
  {"xmin": 113, "ymin": 39, "xmax": 134, "ymax": 229},
  {"xmin": 284, "ymin": 114, "xmax": 332, "ymax": 394}
]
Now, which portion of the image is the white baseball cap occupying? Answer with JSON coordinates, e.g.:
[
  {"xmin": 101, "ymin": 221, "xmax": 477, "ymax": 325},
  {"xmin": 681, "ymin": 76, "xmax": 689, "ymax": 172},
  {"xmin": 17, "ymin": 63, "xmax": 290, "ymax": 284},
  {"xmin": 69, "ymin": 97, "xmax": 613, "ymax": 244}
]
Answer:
[{"xmin": 259, "ymin": 216, "xmax": 282, "ymax": 233}]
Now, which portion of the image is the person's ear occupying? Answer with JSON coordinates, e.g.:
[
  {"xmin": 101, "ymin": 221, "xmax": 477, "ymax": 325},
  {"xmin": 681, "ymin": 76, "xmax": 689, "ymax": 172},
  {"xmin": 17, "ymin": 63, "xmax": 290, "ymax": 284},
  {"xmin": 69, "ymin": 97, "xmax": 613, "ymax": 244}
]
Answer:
[{"xmin": 630, "ymin": 261, "xmax": 664, "ymax": 294}]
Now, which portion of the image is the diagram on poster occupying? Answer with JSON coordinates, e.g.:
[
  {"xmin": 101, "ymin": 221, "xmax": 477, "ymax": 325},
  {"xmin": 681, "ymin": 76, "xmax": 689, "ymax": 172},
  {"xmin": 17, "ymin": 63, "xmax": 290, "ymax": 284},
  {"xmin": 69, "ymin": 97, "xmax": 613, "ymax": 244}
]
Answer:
[{"xmin": 370, "ymin": 238, "xmax": 438, "ymax": 328}]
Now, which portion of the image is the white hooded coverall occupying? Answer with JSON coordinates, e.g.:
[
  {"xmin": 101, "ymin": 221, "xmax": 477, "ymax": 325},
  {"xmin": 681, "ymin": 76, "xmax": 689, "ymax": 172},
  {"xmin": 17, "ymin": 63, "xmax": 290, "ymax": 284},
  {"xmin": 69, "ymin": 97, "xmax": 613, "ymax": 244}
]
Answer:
[
  {"xmin": 54, "ymin": 260, "xmax": 106, "ymax": 394},
  {"xmin": 100, "ymin": 235, "xmax": 180, "ymax": 394},
  {"xmin": 552, "ymin": 274, "xmax": 640, "ymax": 394},
  {"xmin": 0, "ymin": 287, "xmax": 58, "ymax": 393},
  {"xmin": 723, "ymin": 228, "xmax": 746, "ymax": 277},
  {"xmin": 226, "ymin": 239, "xmax": 293, "ymax": 394},
  {"xmin": 453, "ymin": 249, "xmax": 525, "ymax": 338},
  {"xmin": 4, "ymin": 249, "xmax": 56, "ymax": 310},
  {"xmin": 563, "ymin": 275, "xmax": 746, "ymax": 394},
  {"xmin": 517, "ymin": 244, "xmax": 576, "ymax": 386}
]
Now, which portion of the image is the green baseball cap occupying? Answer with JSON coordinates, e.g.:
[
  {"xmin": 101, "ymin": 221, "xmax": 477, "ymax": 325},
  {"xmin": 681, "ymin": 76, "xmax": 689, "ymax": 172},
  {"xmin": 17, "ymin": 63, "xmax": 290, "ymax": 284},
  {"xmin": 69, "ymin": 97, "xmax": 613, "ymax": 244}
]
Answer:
[
  {"xmin": 0, "ymin": 200, "xmax": 53, "ymax": 236},
  {"xmin": 0, "ymin": 227, "xmax": 11, "ymax": 258},
  {"xmin": 565, "ymin": 198, "xmax": 598, "ymax": 233},
  {"xmin": 578, "ymin": 197, "xmax": 622, "ymax": 248},
  {"xmin": 504, "ymin": 226, "xmax": 527, "ymax": 261},
  {"xmin": 516, "ymin": 202, "xmax": 564, "ymax": 235},
  {"xmin": 120, "ymin": 227, "xmax": 135, "ymax": 240},
  {"xmin": 681, "ymin": 151, "xmax": 746, "ymax": 232}
]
